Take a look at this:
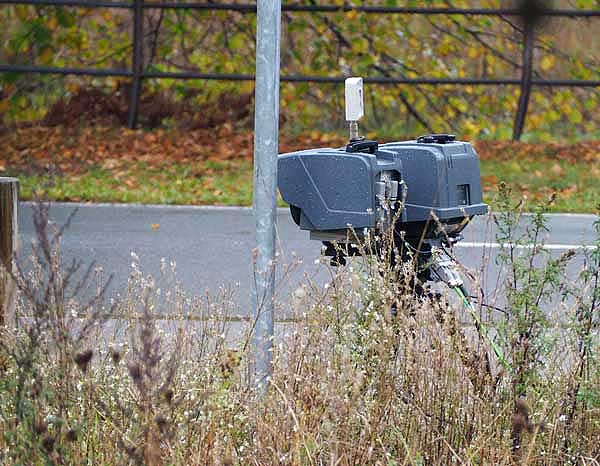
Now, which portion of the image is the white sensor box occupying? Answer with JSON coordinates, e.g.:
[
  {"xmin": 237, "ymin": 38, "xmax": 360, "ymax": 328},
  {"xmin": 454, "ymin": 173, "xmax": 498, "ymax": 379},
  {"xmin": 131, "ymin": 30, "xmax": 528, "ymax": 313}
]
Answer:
[{"xmin": 345, "ymin": 77, "xmax": 364, "ymax": 121}]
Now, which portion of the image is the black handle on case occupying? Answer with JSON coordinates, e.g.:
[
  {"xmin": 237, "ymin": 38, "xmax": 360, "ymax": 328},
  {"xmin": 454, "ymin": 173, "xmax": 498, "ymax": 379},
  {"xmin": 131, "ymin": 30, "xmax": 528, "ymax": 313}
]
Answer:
[
  {"xmin": 346, "ymin": 139, "xmax": 378, "ymax": 154},
  {"xmin": 416, "ymin": 134, "xmax": 456, "ymax": 144}
]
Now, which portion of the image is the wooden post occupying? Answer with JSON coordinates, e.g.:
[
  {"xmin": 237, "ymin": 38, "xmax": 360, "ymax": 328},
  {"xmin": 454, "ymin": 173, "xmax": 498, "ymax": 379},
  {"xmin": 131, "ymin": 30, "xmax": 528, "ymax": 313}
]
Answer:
[
  {"xmin": 0, "ymin": 178, "xmax": 18, "ymax": 326},
  {"xmin": 513, "ymin": 22, "xmax": 535, "ymax": 141},
  {"xmin": 127, "ymin": 0, "xmax": 144, "ymax": 129}
]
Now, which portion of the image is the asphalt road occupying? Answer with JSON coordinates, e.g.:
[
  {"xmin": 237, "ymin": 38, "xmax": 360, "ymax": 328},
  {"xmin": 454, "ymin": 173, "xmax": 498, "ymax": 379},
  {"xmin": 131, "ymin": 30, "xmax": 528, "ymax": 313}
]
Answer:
[{"xmin": 17, "ymin": 202, "xmax": 597, "ymax": 317}]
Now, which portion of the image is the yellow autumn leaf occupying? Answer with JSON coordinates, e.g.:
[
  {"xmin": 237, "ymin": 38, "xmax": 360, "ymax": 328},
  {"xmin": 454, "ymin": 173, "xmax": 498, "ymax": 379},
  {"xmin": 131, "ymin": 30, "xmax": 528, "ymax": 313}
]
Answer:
[
  {"xmin": 0, "ymin": 99, "xmax": 9, "ymax": 115},
  {"xmin": 39, "ymin": 47, "xmax": 54, "ymax": 65},
  {"xmin": 66, "ymin": 82, "xmax": 80, "ymax": 94},
  {"xmin": 462, "ymin": 120, "xmax": 481, "ymax": 137},
  {"xmin": 47, "ymin": 16, "xmax": 58, "ymax": 31},
  {"xmin": 224, "ymin": 61, "xmax": 235, "ymax": 73},
  {"xmin": 561, "ymin": 102, "xmax": 573, "ymax": 115},
  {"xmin": 547, "ymin": 110, "xmax": 560, "ymax": 122},
  {"xmin": 15, "ymin": 5, "xmax": 29, "ymax": 21},
  {"xmin": 351, "ymin": 38, "xmax": 368, "ymax": 54},
  {"xmin": 540, "ymin": 55, "xmax": 555, "ymax": 71},
  {"xmin": 345, "ymin": 10, "xmax": 358, "ymax": 20},
  {"xmin": 529, "ymin": 114, "xmax": 542, "ymax": 128},
  {"xmin": 456, "ymin": 100, "xmax": 468, "ymax": 113},
  {"xmin": 569, "ymin": 110, "xmax": 583, "ymax": 124},
  {"xmin": 382, "ymin": 94, "xmax": 394, "ymax": 108}
]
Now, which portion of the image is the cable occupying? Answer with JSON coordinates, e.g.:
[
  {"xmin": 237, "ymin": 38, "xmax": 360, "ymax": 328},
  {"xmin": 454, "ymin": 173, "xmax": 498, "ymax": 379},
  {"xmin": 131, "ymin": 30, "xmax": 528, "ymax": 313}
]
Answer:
[
  {"xmin": 465, "ymin": 296, "xmax": 507, "ymax": 315},
  {"xmin": 454, "ymin": 286, "xmax": 511, "ymax": 371}
]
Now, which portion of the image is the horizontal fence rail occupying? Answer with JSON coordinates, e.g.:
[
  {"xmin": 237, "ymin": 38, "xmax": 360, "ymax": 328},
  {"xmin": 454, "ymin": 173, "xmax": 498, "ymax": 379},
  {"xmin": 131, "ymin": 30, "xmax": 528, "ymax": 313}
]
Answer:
[
  {"xmin": 2, "ymin": 64, "xmax": 599, "ymax": 87},
  {"xmin": 1, "ymin": 0, "xmax": 600, "ymax": 15},
  {"xmin": 1, "ymin": 0, "xmax": 599, "ymax": 137}
]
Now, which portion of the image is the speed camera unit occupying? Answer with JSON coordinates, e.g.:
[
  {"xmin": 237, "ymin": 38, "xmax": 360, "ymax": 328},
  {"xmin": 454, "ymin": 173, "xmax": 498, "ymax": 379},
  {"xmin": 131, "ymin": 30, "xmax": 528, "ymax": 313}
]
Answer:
[{"xmin": 277, "ymin": 77, "xmax": 488, "ymax": 283}]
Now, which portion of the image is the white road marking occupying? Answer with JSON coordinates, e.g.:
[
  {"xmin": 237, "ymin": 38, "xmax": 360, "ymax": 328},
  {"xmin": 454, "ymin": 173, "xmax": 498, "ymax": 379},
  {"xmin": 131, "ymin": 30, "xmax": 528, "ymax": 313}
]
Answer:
[
  {"xmin": 21, "ymin": 201, "xmax": 255, "ymax": 211},
  {"xmin": 457, "ymin": 241, "xmax": 597, "ymax": 251},
  {"xmin": 20, "ymin": 202, "xmax": 597, "ymax": 250},
  {"xmin": 20, "ymin": 202, "xmax": 599, "ymax": 219}
]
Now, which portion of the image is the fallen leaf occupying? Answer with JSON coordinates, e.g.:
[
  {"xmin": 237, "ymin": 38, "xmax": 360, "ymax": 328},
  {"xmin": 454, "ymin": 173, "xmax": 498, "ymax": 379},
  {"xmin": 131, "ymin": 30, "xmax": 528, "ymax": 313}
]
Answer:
[
  {"xmin": 550, "ymin": 163, "xmax": 564, "ymax": 176},
  {"xmin": 481, "ymin": 175, "xmax": 499, "ymax": 186}
]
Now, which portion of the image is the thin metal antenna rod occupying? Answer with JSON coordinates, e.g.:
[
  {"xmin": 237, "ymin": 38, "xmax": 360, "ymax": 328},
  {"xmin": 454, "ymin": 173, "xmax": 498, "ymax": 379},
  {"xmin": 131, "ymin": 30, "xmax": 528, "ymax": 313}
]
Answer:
[
  {"xmin": 251, "ymin": 0, "xmax": 281, "ymax": 392},
  {"xmin": 348, "ymin": 121, "xmax": 359, "ymax": 141}
]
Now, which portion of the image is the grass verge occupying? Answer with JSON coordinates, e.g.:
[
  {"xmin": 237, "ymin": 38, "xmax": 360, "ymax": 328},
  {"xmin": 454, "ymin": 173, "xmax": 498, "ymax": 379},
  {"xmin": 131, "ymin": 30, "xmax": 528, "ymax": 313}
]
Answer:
[
  {"xmin": 14, "ymin": 159, "xmax": 255, "ymax": 206},
  {"xmin": 481, "ymin": 156, "xmax": 599, "ymax": 213},
  {"xmin": 2, "ymin": 124, "xmax": 598, "ymax": 211},
  {"xmin": 11, "ymin": 155, "xmax": 598, "ymax": 212}
]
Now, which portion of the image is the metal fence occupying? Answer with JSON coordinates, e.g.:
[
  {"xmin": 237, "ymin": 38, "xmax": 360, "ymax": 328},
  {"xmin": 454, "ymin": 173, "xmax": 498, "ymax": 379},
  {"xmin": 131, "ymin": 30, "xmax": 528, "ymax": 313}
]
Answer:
[{"xmin": 1, "ymin": 0, "xmax": 599, "ymax": 138}]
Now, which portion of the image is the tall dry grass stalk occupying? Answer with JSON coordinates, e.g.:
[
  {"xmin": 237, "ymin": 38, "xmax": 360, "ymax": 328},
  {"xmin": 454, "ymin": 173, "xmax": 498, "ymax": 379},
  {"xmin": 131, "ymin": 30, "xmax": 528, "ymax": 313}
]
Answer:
[{"xmin": 0, "ymin": 200, "xmax": 598, "ymax": 465}]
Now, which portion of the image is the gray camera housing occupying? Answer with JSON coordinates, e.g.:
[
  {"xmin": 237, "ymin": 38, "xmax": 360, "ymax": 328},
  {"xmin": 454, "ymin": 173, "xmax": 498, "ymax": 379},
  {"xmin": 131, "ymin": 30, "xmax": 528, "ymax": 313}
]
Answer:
[{"xmin": 278, "ymin": 135, "xmax": 488, "ymax": 241}]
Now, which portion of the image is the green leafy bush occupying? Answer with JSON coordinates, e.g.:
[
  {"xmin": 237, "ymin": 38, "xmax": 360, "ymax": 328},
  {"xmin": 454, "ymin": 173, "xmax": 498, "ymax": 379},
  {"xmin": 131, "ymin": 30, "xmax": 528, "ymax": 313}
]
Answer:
[{"xmin": 1, "ymin": 1, "xmax": 600, "ymax": 140}]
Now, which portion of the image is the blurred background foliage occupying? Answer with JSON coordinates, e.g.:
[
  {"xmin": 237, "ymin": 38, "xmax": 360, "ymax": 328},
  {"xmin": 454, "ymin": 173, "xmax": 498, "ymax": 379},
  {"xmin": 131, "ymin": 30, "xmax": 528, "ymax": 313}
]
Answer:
[{"xmin": 1, "ymin": 0, "xmax": 600, "ymax": 141}]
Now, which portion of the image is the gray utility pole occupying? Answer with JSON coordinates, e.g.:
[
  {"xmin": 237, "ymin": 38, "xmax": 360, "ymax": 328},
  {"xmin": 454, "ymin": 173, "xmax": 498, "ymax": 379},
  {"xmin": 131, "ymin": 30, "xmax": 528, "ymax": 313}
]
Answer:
[{"xmin": 251, "ymin": 0, "xmax": 281, "ymax": 390}]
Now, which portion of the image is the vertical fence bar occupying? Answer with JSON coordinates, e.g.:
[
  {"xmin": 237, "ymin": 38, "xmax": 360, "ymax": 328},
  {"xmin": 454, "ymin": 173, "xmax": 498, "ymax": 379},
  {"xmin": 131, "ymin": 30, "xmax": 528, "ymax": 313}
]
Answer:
[
  {"xmin": 513, "ymin": 22, "xmax": 534, "ymax": 141},
  {"xmin": 251, "ymin": 0, "xmax": 281, "ymax": 392},
  {"xmin": 0, "ymin": 178, "xmax": 18, "ymax": 326},
  {"xmin": 127, "ymin": 0, "xmax": 144, "ymax": 129}
]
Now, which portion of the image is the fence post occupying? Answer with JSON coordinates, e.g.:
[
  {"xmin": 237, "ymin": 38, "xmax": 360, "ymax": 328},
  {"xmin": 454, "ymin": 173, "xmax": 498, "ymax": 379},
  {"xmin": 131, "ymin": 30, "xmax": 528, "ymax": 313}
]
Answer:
[
  {"xmin": 251, "ymin": 0, "xmax": 282, "ymax": 392},
  {"xmin": 127, "ymin": 0, "xmax": 144, "ymax": 129},
  {"xmin": 513, "ymin": 22, "xmax": 534, "ymax": 141},
  {"xmin": 0, "ymin": 178, "xmax": 18, "ymax": 326}
]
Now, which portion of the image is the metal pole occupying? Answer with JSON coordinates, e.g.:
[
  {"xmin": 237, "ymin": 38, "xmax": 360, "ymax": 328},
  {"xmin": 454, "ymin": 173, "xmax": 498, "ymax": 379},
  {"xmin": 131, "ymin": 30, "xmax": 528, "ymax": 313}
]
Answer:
[
  {"xmin": 128, "ymin": 0, "xmax": 144, "ymax": 129},
  {"xmin": 251, "ymin": 0, "xmax": 281, "ymax": 391}
]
